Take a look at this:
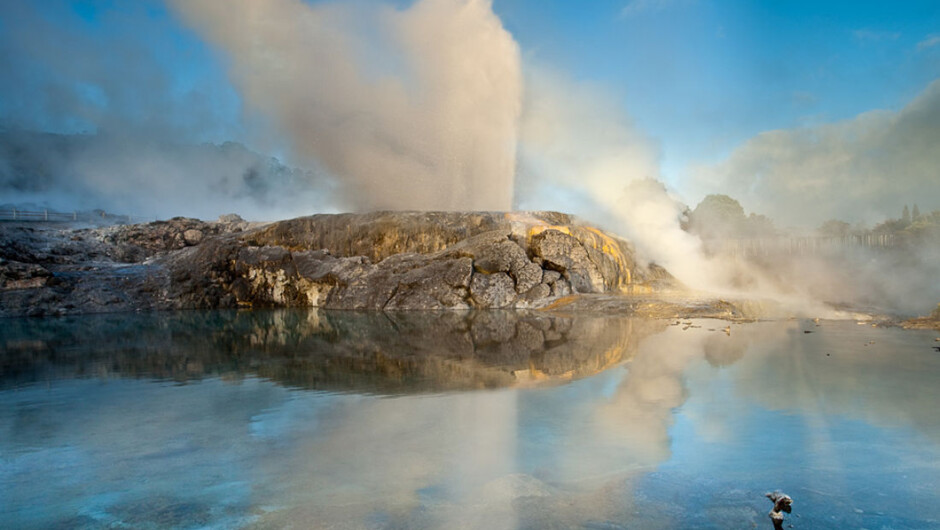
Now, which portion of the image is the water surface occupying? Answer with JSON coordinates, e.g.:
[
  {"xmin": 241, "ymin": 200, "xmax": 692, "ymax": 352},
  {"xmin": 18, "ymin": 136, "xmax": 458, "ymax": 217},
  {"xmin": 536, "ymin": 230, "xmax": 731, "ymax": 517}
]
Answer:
[{"xmin": 2, "ymin": 310, "xmax": 939, "ymax": 529}]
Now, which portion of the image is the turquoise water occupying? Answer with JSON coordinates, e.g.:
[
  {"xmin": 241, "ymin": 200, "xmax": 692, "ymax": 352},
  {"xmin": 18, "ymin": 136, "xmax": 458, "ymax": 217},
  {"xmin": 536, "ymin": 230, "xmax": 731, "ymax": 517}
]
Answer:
[{"xmin": 1, "ymin": 310, "xmax": 939, "ymax": 529}]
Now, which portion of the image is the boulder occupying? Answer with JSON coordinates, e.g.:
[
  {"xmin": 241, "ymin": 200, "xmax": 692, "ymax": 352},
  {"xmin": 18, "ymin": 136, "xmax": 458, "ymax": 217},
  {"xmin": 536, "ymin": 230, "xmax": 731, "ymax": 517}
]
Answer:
[
  {"xmin": 218, "ymin": 213, "xmax": 245, "ymax": 224},
  {"xmin": 182, "ymin": 229, "xmax": 204, "ymax": 245},
  {"xmin": 469, "ymin": 272, "xmax": 516, "ymax": 308},
  {"xmin": 529, "ymin": 229, "xmax": 605, "ymax": 293},
  {"xmin": 384, "ymin": 257, "xmax": 474, "ymax": 310}
]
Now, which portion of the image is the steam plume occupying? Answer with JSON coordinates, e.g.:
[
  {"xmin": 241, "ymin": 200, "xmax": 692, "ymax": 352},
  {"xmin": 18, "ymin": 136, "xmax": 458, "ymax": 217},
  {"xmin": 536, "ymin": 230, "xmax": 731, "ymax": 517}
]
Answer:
[
  {"xmin": 515, "ymin": 67, "xmax": 719, "ymax": 291},
  {"xmin": 170, "ymin": 0, "xmax": 522, "ymax": 212}
]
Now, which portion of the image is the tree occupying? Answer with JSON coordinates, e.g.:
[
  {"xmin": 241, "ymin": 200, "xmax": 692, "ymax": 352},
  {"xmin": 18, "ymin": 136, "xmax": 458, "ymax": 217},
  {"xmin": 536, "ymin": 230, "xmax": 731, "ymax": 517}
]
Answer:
[
  {"xmin": 689, "ymin": 194, "xmax": 747, "ymax": 239},
  {"xmin": 901, "ymin": 204, "xmax": 911, "ymax": 225},
  {"xmin": 818, "ymin": 219, "xmax": 851, "ymax": 238},
  {"xmin": 744, "ymin": 213, "xmax": 776, "ymax": 237},
  {"xmin": 912, "ymin": 204, "xmax": 921, "ymax": 220}
]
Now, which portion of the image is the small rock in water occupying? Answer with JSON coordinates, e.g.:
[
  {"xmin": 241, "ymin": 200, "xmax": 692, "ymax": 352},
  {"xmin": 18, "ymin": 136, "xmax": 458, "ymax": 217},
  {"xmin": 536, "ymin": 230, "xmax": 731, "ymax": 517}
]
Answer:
[{"xmin": 766, "ymin": 491, "xmax": 793, "ymax": 530}]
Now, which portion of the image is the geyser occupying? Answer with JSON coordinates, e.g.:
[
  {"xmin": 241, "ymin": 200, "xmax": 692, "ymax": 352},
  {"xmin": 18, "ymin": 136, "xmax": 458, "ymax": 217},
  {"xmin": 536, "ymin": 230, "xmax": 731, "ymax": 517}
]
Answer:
[{"xmin": 170, "ymin": 0, "xmax": 522, "ymax": 212}]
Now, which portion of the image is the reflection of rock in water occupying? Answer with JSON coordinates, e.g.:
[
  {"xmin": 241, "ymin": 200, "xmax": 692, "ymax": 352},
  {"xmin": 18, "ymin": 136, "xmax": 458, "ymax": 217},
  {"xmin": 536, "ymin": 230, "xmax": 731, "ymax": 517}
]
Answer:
[{"xmin": 0, "ymin": 309, "xmax": 667, "ymax": 393}]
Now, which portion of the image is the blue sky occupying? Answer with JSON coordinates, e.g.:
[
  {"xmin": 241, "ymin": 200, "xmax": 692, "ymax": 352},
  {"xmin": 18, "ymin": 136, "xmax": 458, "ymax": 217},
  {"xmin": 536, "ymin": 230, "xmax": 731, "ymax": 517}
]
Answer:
[
  {"xmin": 494, "ymin": 0, "xmax": 940, "ymax": 185},
  {"xmin": 1, "ymin": 0, "xmax": 939, "ymax": 223}
]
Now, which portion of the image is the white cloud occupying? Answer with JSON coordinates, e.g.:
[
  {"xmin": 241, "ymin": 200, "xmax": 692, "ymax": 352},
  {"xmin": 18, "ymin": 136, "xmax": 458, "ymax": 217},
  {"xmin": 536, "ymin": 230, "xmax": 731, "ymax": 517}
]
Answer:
[
  {"xmin": 790, "ymin": 90, "xmax": 818, "ymax": 108},
  {"xmin": 620, "ymin": 0, "xmax": 691, "ymax": 18},
  {"xmin": 852, "ymin": 29, "xmax": 901, "ymax": 42},
  {"xmin": 917, "ymin": 33, "xmax": 940, "ymax": 50},
  {"xmin": 688, "ymin": 79, "xmax": 940, "ymax": 227}
]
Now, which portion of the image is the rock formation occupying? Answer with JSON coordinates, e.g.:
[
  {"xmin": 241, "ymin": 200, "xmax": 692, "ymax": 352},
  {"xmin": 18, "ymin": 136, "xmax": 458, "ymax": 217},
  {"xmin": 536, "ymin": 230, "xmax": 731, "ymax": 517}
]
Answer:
[
  {"xmin": 901, "ymin": 303, "xmax": 940, "ymax": 330},
  {"xmin": 765, "ymin": 491, "xmax": 793, "ymax": 530},
  {"xmin": 0, "ymin": 211, "xmax": 686, "ymax": 317},
  {"xmin": 175, "ymin": 211, "xmax": 674, "ymax": 311}
]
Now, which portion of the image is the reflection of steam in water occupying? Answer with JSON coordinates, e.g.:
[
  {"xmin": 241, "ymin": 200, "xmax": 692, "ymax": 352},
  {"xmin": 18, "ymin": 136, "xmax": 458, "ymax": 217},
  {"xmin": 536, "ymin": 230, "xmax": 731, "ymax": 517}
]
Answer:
[
  {"xmin": 247, "ymin": 391, "xmax": 522, "ymax": 529},
  {"xmin": 245, "ymin": 316, "xmax": 670, "ymax": 528},
  {"xmin": 509, "ymin": 320, "xmax": 789, "ymax": 527},
  {"xmin": 574, "ymin": 322, "xmax": 751, "ymax": 480},
  {"xmin": 596, "ymin": 329, "xmax": 701, "ymax": 465},
  {"xmin": 726, "ymin": 321, "xmax": 940, "ymax": 442}
]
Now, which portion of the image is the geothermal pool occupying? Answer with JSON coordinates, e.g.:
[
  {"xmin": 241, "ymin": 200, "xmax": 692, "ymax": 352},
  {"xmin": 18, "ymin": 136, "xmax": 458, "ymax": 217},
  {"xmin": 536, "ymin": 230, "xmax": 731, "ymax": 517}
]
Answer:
[{"xmin": 2, "ymin": 310, "xmax": 939, "ymax": 529}]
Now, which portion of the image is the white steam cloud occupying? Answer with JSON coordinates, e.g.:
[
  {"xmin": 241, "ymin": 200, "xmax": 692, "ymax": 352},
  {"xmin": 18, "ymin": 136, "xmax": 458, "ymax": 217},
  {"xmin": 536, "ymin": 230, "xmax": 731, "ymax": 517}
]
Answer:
[
  {"xmin": 690, "ymin": 79, "xmax": 940, "ymax": 228},
  {"xmin": 170, "ymin": 0, "xmax": 522, "ymax": 212},
  {"xmin": 515, "ymin": 67, "xmax": 726, "ymax": 291}
]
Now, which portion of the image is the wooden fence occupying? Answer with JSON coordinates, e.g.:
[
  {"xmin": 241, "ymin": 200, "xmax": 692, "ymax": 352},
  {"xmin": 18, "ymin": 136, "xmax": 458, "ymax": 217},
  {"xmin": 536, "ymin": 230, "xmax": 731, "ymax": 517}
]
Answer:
[
  {"xmin": 0, "ymin": 209, "xmax": 152, "ymax": 224},
  {"xmin": 708, "ymin": 234, "xmax": 899, "ymax": 258}
]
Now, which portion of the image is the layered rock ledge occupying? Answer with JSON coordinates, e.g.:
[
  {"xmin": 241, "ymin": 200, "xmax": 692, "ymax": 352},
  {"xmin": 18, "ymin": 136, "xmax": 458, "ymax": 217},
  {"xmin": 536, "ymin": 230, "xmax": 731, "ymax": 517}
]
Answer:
[
  {"xmin": 169, "ymin": 211, "xmax": 676, "ymax": 311},
  {"xmin": 1, "ymin": 211, "xmax": 681, "ymax": 317}
]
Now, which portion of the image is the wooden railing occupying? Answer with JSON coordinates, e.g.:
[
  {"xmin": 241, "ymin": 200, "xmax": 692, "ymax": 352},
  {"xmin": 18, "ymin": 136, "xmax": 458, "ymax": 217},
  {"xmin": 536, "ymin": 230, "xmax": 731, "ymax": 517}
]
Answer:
[
  {"xmin": 0, "ymin": 209, "xmax": 152, "ymax": 224},
  {"xmin": 707, "ymin": 234, "xmax": 899, "ymax": 257}
]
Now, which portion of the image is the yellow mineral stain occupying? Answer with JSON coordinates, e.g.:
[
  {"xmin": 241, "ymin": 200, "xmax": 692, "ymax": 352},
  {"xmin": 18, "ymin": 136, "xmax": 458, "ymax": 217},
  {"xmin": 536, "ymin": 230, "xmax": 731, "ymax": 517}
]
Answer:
[
  {"xmin": 526, "ymin": 225, "xmax": 572, "ymax": 239},
  {"xmin": 539, "ymin": 294, "xmax": 579, "ymax": 310}
]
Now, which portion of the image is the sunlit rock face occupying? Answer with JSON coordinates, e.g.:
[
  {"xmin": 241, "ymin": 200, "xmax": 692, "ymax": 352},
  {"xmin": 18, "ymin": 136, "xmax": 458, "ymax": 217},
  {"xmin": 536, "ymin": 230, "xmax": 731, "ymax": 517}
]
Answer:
[
  {"xmin": 0, "ymin": 211, "xmax": 678, "ymax": 316},
  {"xmin": 166, "ymin": 211, "xmax": 675, "ymax": 310}
]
